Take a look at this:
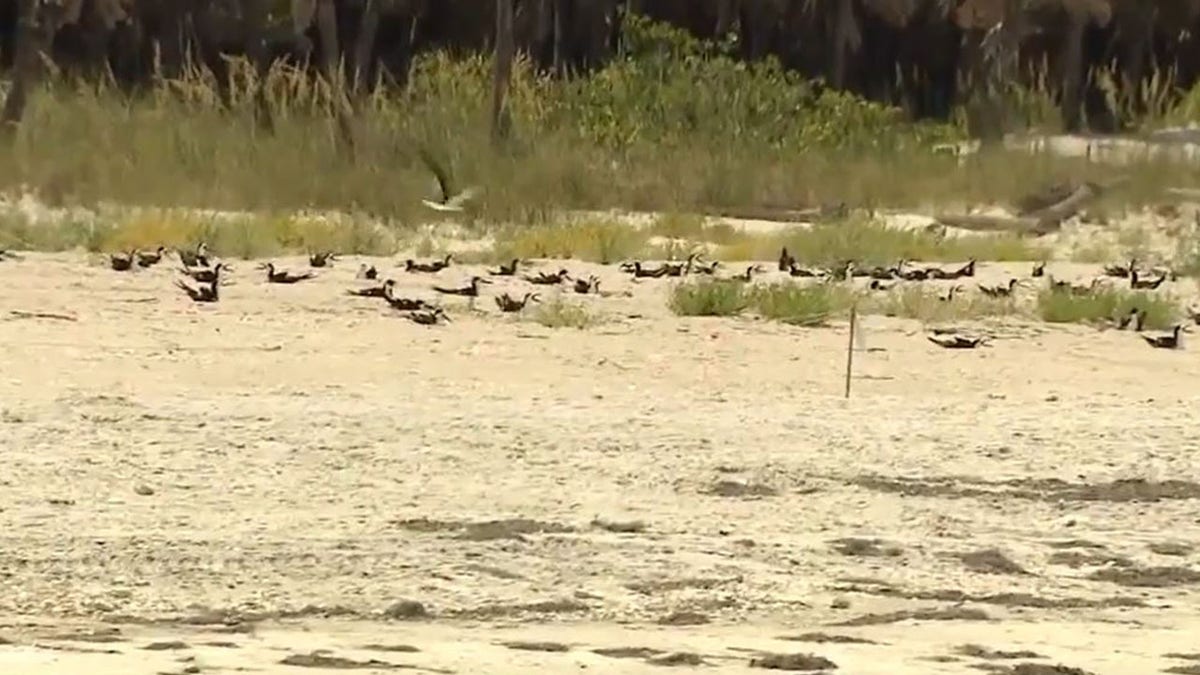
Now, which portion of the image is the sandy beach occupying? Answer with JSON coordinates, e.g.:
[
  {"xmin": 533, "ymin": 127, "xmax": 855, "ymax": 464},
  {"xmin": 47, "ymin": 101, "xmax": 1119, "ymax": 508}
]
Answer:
[{"xmin": 1, "ymin": 249, "xmax": 1199, "ymax": 674}]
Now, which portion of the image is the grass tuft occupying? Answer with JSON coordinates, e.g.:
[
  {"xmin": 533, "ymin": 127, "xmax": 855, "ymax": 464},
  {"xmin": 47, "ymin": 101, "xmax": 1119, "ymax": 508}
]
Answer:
[
  {"xmin": 530, "ymin": 297, "xmax": 601, "ymax": 329},
  {"xmin": 492, "ymin": 219, "xmax": 646, "ymax": 264},
  {"xmin": 1037, "ymin": 287, "xmax": 1180, "ymax": 329},
  {"xmin": 864, "ymin": 285, "xmax": 1020, "ymax": 323},
  {"xmin": 668, "ymin": 279, "xmax": 753, "ymax": 317},
  {"xmin": 752, "ymin": 282, "xmax": 857, "ymax": 326}
]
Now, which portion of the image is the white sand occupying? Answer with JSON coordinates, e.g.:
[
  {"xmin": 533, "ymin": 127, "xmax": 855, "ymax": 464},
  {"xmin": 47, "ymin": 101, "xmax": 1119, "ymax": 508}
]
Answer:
[{"xmin": 1, "ymin": 251, "xmax": 1199, "ymax": 674}]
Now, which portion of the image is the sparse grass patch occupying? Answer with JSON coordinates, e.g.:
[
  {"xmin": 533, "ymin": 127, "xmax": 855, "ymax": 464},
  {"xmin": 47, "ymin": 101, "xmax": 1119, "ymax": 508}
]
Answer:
[
  {"xmin": 0, "ymin": 211, "xmax": 112, "ymax": 252},
  {"xmin": 713, "ymin": 219, "xmax": 1046, "ymax": 265},
  {"xmin": 1070, "ymin": 239, "xmax": 1115, "ymax": 264},
  {"xmin": 1174, "ymin": 226, "xmax": 1200, "ymax": 277},
  {"xmin": 752, "ymin": 282, "xmax": 858, "ymax": 326},
  {"xmin": 530, "ymin": 297, "xmax": 601, "ymax": 329},
  {"xmin": 668, "ymin": 279, "xmax": 753, "ymax": 317},
  {"xmin": 491, "ymin": 219, "xmax": 646, "ymax": 264},
  {"xmin": 97, "ymin": 209, "xmax": 398, "ymax": 259},
  {"xmin": 864, "ymin": 285, "xmax": 1020, "ymax": 323},
  {"xmin": 647, "ymin": 212, "xmax": 740, "ymax": 245},
  {"xmin": 1037, "ymin": 287, "xmax": 1180, "ymax": 329}
]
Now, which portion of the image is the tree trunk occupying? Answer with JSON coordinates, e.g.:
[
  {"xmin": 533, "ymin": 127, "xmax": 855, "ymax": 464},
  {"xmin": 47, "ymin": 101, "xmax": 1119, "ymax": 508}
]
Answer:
[
  {"xmin": 830, "ymin": 0, "xmax": 862, "ymax": 90},
  {"xmin": 2, "ymin": 0, "xmax": 45, "ymax": 136},
  {"xmin": 352, "ymin": 0, "xmax": 381, "ymax": 96},
  {"xmin": 492, "ymin": 0, "xmax": 516, "ymax": 143},
  {"xmin": 241, "ymin": 0, "xmax": 275, "ymax": 132},
  {"xmin": 314, "ymin": 0, "xmax": 340, "ymax": 83},
  {"xmin": 1059, "ymin": 13, "xmax": 1086, "ymax": 133},
  {"xmin": 552, "ymin": 0, "xmax": 565, "ymax": 76}
]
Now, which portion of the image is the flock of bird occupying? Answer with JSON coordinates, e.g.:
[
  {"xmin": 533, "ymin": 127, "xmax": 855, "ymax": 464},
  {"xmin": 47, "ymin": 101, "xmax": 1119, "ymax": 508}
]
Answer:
[
  {"xmin": 98, "ymin": 243, "xmax": 617, "ymax": 326},
  {"xmin": 770, "ymin": 247, "xmax": 1194, "ymax": 350},
  {"xmin": 3, "ymin": 237, "xmax": 1195, "ymax": 349}
]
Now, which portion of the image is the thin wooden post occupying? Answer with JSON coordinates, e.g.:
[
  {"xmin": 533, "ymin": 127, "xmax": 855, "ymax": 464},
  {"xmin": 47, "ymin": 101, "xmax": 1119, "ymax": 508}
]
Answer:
[{"xmin": 844, "ymin": 304, "xmax": 856, "ymax": 399}]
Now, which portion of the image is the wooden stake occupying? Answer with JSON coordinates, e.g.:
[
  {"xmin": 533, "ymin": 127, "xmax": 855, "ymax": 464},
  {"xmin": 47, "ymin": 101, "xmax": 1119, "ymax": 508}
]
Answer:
[{"xmin": 844, "ymin": 304, "xmax": 856, "ymax": 399}]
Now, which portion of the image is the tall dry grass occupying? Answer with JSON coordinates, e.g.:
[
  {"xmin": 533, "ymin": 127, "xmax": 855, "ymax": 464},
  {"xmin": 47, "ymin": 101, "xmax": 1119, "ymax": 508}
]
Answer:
[{"xmin": 0, "ymin": 15, "xmax": 1198, "ymax": 258}]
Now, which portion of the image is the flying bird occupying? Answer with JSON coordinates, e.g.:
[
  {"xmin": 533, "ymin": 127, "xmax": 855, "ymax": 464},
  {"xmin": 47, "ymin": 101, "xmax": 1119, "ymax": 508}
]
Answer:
[{"xmin": 418, "ymin": 147, "xmax": 479, "ymax": 212}]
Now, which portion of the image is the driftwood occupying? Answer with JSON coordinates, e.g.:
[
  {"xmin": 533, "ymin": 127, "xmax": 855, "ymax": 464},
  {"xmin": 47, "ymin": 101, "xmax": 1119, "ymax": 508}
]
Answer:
[
  {"xmin": 700, "ymin": 203, "xmax": 848, "ymax": 224},
  {"xmin": 939, "ymin": 177, "xmax": 1121, "ymax": 237},
  {"xmin": 7, "ymin": 310, "xmax": 78, "ymax": 321},
  {"xmin": 933, "ymin": 213, "xmax": 1046, "ymax": 234}
]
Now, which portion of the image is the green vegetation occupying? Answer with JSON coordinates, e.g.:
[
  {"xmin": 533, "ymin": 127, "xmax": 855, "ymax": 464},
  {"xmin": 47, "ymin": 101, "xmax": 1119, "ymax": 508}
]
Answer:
[
  {"xmin": 668, "ymin": 279, "xmax": 753, "ymax": 317},
  {"xmin": 1036, "ymin": 287, "xmax": 1180, "ymax": 330},
  {"xmin": 0, "ymin": 208, "xmax": 397, "ymax": 259},
  {"xmin": 752, "ymin": 282, "xmax": 857, "ymax": 326},
  {"xmin": 489, "ymin": 218, "xmax": 645, "ymax": 264},
  {"xmin": 0, "ymin": 14, "xmax": 1195, "ymax": 254},
  {"xmin": 865, "ymin": 285, "xmax": 1019, "ymax": 323}
]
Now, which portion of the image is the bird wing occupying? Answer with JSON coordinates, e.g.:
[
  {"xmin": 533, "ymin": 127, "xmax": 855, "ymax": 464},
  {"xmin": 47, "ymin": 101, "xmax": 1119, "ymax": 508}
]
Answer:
[
  {"xmin": 422, "ymin": 199, "xmax": 463, "ymax": 213},
  {"xmin": 446, "ymin": 186, "xmax": 480, "ymax": 209},
  {"xmin": 417, "ymin": 146, "xmax": 453, "ymax": 202}
]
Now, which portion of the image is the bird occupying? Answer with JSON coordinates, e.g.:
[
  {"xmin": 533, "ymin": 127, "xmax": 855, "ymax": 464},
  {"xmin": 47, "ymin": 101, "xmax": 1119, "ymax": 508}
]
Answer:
[
  {"xmin": 175, "ymin": 279, "xmax": 219, "ymax": 303},
  {"xmin": 434, "ymin": 276, "xmax": 491, "ymax": 297},
  {"xmin": 664, "ymin": 254, "xmax": 701, "ymax": 277},
  {"xmin": 136, "ymin": 246, "xmax": 166, "ymax": 268},
  {"xmin": 721, "ymin": 265, "xmax": 762, "ymax": 283},
  {"xmin": 1032, "ymin": 261, "xmax": 1046, "ymax": 278},
  {"xmin": 574, "ymin": 275, "xmax": 600, "ymax": 294},
  {"xmin": 691, "ymin": 259, "xmax": 720, "ymax": 275},
  {"xmin": 868, "ymin": 279, "xmax": 895, "ymax": 292},
  {"xmin": 180, "ymin": 262, "xmax": 229, "ymax": 283},
  {"xmin": 778, "ymin": 247, "xmax": 795, "ymax": 272},
  {"xmin": 404, "ymin": 255, "xmax": 453, "ymax": 273},
  {"xmin": 495, "ymin": 292, "xmax": 538, "ymax": 313},
  {"xmin": 525, "ymin": 269, "xmax": 571, "ymax": 285},
  {"xmin": 978, "ymin": 279, "xmax": 1019, "ymax": 298},
  {"xmin": 382, "ymin": 285, "xmax": 429, "ymax": 311},
  {"xmin": 408, "ymin": 307, "xmax": 451, "ymax": 325},
  {"xmin": 1142, "ymin": 325, "xmax": 1183, "ymax": 349},
  {"xmin": 347, "ymin": 279, "xmax": 396, "ymax": 298},
  {"xmin": 1103, "ymin": 258, "xmax": 1135, "ymax": 278},
  {"xmin": 1130, "ymin": 269, "xmax": 1166, "ymax": 290},
  {"xmin": 178, "ymin": 243, "xmax": 210, "ymax": 268},
  {"xmin": 938, "ymin": 285, "xmax": 961, "ymax": 302},
  {"xmin": 788, "ymin": 262, "xmax": 821, "ymax": 278},
  {"xmin": 109, "ymin": 250, "xmax": 135, "ymax": 271},
  {"xmin": 356, "ymin": 264, "xmax": 378, "ymax": 280},
  {"xmin": 490, "ymin": 258, "xmax": 521, "ymax": 276},
  {"xmin": 623, "ymin": 261, "xmax": 670, "ymax": 279},
  {"xmin": 309, "ymin": 251, "xmax": 337, "ymax": 268},
  {"xmin": 418, "ymin": 147, "xmax": 479, "ymax": 212},
  {"xmin": 952, "ymin": 259, "xmax": 977, "ymax": 279},
  {"xmin": 1114, "ymin": 307, "xmax": 1140, "ymax": 330},
  {"xmin": 261, "ymin": 262, "xmax": 316, "ymax": 284},
  {"xmin": 928, "ymin": 334, "xmax": 987, "ymax": 349},
  {"xmin": 0, "ymin": 249, "xmax": 21, "ymax": 261}
]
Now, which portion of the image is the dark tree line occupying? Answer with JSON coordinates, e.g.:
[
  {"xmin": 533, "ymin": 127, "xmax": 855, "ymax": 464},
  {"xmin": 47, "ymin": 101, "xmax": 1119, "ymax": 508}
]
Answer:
[{"xmin": 4, "ymin": 1, "xmax": 1200, "ymax": 136}]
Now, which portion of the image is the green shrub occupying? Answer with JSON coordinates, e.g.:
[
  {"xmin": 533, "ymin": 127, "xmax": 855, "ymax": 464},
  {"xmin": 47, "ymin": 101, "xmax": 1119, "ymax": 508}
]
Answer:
[
  {"xmin": 1037, "ymin": 287, "xmax": 1179, "ymax": 329},
  {"xmin": 530, "ymin": 297, "xmax": 600, "ymax": 329},
  {"xmin": 669, "ymin": 279, "xmax": 752, "ymax": 316},
  {"xmin": 752, "ymin": 282, "xmax": 857, "ymax": 326}
]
